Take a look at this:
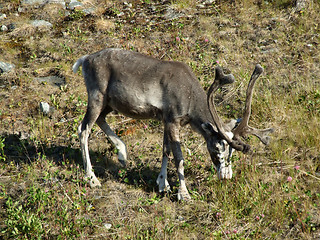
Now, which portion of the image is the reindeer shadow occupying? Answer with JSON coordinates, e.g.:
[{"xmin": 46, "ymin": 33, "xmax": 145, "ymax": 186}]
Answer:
[{"xmin": 2, "ymin": 133, "xmax": 164, "ymax": 194}]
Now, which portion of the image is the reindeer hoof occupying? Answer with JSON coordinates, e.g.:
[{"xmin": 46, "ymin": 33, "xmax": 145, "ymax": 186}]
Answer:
[
  {"xmin": 119, "ymin": 159, "xmax": 127, "ymax": 167},
  {"xmin": 177, "ymin": 190, "xmax": 191, "ymax": 201},
  {"xmin": 86, "ymin": 174, "xmax": 101, "ymax": 188},
  {"xmin": 156, "ymin": 175, "xmax": 171, "ymax": 193}
]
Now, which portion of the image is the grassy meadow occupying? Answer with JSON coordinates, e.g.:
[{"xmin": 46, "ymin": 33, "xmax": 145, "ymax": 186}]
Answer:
[{"xmin": 0, "ymin": 0, "xmax": 319, "ymax": 239}]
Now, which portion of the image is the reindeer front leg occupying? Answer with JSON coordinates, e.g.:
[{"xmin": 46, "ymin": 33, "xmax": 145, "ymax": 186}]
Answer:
[
  {"xmin": 156, "ymin": 131, "xmax": 171, "ymax": 192},
  {"xmin": 166, "ymin": 122, "xmax": 191, "ymax": 201}
]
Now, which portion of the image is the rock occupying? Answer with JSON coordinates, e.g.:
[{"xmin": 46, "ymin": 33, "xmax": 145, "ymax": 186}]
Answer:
[
  {"xmin": 83, "ymin": 7, "xmax": 96, "ymax": 15},
  {"xmin": 59, "ymin": 117, "xmax": 66, "ymax": 123},
  {"xmin": 204, "ymin": 0, "xmax": 215, "ymax": 4},
  {"xmin": 296, "ymin": 0, "xmax": 309, "ymax": 11},
  {"xmin": 18, "ymin": 7, "xmax": 26, "ymax": 13},
  {"xmin": 0, "ymin": 62, "xmax": 15, "ymax": 74},
  {"xmin": 18, "ymin": 131, "xmax": 30, "ymax": 140},
  {"xmin": 68, "ymin": 0, "xmax": 83, "ymax": 10},
  {"xmin": 117, "ymin": 12, "xmax": 125, "ymax": 17},
  {"xmin": 104, "ymin": 223, "xmax": 112, "ymax": 229},
  {"xmin": 47, "ymin": 0, "xmax": 66, "ymax": 7},
  {"xmin": 30, "ymin": 20, "xmax": 53, "ymax": 28},
  {"xmin": 0, "ymin": 14, "xmax": 6, "ymax": 20},
  {"xmin": 7, "ymin": 23, "xmax": 16, "ymax": 31},
  {"xmin": 197, "ymin": 4, "xmax": 206, "ymax": 8},
  {"xmin": 40, "ymin": 102, "xmax": 51, "ymax": 115},
  {"xmin": 164, "ymin": 7, "xmax": 185, "ymax": 20},
  {"xmin": 123, "ymin": 2, "xmax": 133, "ymax": 8},
  {"xmin": 21, "ymin": 0, "xmax": 66, "ymax": 7},
  {"xmin": 1, "ymin": 25, "xmax": 8, "ymax": 32},
  {"xmin": 261, "ymin": 47, "xmax": 279, "ymax": 54},
  {"xmin": 20, "ymin": 0, "xmax": 47, "ymax": 5},
  {"xmin": 35, "ymin": 76, "xmax": 66, "ymax": 87}
]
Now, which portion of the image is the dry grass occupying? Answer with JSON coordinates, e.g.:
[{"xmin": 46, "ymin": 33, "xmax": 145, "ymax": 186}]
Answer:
[
  {"xmin": 0, "ymin": 0, "xmax": 320, "ymax": 239},
  {"xmin": 95, "ymin": 18, "xmax": 115, "ymax": 32}
]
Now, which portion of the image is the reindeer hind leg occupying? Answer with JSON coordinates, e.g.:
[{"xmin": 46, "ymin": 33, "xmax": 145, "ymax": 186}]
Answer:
[
  {"xmin": 79, "ymin": 91, "xmax": 106, "ymax": 187},
  {"xmin": 96, "ymin": 107, "xmax": 128, "ymax": 167}
]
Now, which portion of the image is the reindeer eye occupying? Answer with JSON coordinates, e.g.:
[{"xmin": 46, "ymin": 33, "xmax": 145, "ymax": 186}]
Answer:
[
  {"xmin": 219, "ymin": 141, "xmax": 226, "ymax": 152},
  {"xmin": 213, "ymin": 141, "xmax": 225, "ymax": 153}
]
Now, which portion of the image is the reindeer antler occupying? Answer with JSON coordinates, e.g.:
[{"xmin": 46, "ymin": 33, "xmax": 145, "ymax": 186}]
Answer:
[
  {"xmin": 207, "ymin": 67, "xmax": 250, "ymax": 152},
  {"xmin": 232, "ymin": 64, "xmax": 274, "ymax": 145},
  {"xmin": 207, "ymin": 65, "xmax": 274, "ymax": 153}
]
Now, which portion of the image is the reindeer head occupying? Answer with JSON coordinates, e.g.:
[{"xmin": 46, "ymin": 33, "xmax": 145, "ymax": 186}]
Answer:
[{"xmin": 202, "ymin": 65, "xmax": 274, "ymax": 179}]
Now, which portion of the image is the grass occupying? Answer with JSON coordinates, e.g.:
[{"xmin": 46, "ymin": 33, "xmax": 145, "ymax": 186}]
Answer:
[{"xmin": 0, "ymin": 0, "xmax": 320, "ymax": 239}]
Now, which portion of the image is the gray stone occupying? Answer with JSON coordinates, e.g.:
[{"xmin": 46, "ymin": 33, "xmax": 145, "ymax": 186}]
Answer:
[
  {"xmin": 204, "ymin": 0, "xmax": 214, "ymax": 4},
  {"xmin": 0, "ymin": 62, "xmax": 15, "ymax": 73},
  {"xmin": 30, "ymin": 20, "xmax": 53, "ymax": 28},
  {"xmin": 117, "ymin": 12, "xmax": 125, "ymax": 17},
  {"xmin": 260, "ymin": 47, "xmax": 279, "ymax": 54},
  {"xmin": 40, "ymin": 102, "xmax": 51, "ymax": 115},
  {"xmin": 59, "ymin": 117, "xmax": 67, "ymax": 123},
  {"xmin": 21, "ymin": 0, "xmax": 47, "ymax": 5},
  {"xmin": 18, "ymin": 131, "xmax": 30, "ymax": 140},
  {"xmin": 18, "ymin": 7, "xmax": 26, "ymax": 13},
  {"xmin": 47, "ymin": 0, "xmax": 66, "ymax": 7},
  {"xmin": 164, "ymin": 7, "xmax": 185, "ymax": 20},
  {"xmin": 296, "ymin": 0, "xmax": 309, "ymax": 11},
  {"xmin": 35, "ymin": 76, "xmax": 66, "ymax": 87},
  {"xmin": 83, "ymin": 7, "xmax": 96, "ymax": 15},
  {"xmin": 1, "ymin": 25, "xmax": 8, "ymax": 32},
  {"xmin": 21, "ymin": 0, "xmax": 66, "ymax": 7},
  {"xmin": 104, "ymin": 223, "xmax": 112, "ymax": 229},
  {"xmin": 7, "ymin": 23, "xmax": 16, "ymax": 31},
  {"xmin": 68, "ymin": 0, "xmax": 83, "ymax": 10}
]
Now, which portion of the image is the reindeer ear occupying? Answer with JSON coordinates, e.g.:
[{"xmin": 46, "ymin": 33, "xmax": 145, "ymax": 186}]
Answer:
[
  {"xmin": 201, "ymin": 123, "xmax": 216, "ymax": 135},
  {"xmin": 225, "ymin": 119, "xmax": 241, "ymax": 131}
]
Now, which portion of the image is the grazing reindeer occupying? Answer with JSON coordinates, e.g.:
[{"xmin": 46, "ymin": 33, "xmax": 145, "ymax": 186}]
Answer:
[{"xmin": 73, "ymin": 48, "xmax": 273, "ymax": 200}]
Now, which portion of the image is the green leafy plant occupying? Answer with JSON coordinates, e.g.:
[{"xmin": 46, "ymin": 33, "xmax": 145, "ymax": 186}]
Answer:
[{"xmin": 0, "ymin": 136, "xmax": 5, "ymax": 161}]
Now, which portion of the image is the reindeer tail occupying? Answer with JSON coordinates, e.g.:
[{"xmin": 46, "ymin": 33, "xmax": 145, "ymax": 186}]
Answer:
[{"xmin": 72, "ymin": 55, "xmax": 88, "ymax": 73}]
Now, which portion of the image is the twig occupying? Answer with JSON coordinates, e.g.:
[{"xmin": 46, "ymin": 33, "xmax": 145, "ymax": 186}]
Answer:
[
  {"xmin": 0, "ymin": 175, "xmax": 17, "ymax": 178},
  {"xmin": 59, "ymin": 182, "xmax": 74, "ymax": 204},
  {"xmin": 255, "ymin": 161, "xmax": 283, "ymax": 166},
  {"xmin": 110, "ymin": 118, "xmax": 135, "ymax": 128},
  {"xmin": 299, "ymin": 170, "xmax": 320, "ymax": 181},
  {"xmin": 291, "ymin": 200, "xmax": 306, "ymax": 232},
  {"xmin": 114, "ymin": 195, "xmax": 121, "ymax": 217}
]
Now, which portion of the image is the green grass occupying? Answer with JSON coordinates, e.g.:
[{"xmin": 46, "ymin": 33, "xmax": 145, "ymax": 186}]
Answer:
[{"xmin": 0, "ymin": 0, "xmax": 320, "ymax": 239}]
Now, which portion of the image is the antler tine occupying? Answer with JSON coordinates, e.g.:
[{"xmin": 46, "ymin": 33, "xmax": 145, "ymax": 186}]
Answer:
[
  {"xmin": 247, "ymin": 126, "xmax": 275, "ymax": 145},
  {"xmin": 233, "ymin": 64, "xmax": 274, "ymax": 145},
  {"xmin": 207, "ymin": 67, "xmax": 233, "ymax": 97},
  {"xmin": 207, "ymin": 66, "xmax": 249, "ymax": 152},
  {"xmin": 235, "ymin": 64, "xmax": 263, "ymax": 133}
]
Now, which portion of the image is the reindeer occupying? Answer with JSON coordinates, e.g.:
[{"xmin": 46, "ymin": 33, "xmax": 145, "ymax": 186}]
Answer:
[{"xmin": 72, "ymin": 48, "xmax": 274, "ymax": 200}]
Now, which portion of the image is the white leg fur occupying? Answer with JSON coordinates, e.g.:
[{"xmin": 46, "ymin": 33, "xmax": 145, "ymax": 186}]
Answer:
[
  {"xmin": 216, "ymin": 138, "xmax": 234, "ymax": 180},
  {"xmin": 177, "ymin": 160, "xmax": 191, "ymax": 201},
  {"xmin": 217, "ymin": 161, "xmax": 233, "ymax": 180},
  {"xmin": 96, "ymin": 120, "xmax": 128, "ymax": 166},
  {"xmin": 78, "ymin": 124, "xmax": 101, "ymax": 187},
  {"xmin": 107, "ymin": 133, "xmax": 127, "ymax": 165},
  {"xmin": 156, "ymin": 156, "xmax": 171, "ymax": 192}
]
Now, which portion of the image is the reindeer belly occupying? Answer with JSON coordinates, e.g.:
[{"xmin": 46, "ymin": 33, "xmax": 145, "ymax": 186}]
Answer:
[{"xmin": 107, "ymin": 84, "xmax": 163, "ymax": 120}]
